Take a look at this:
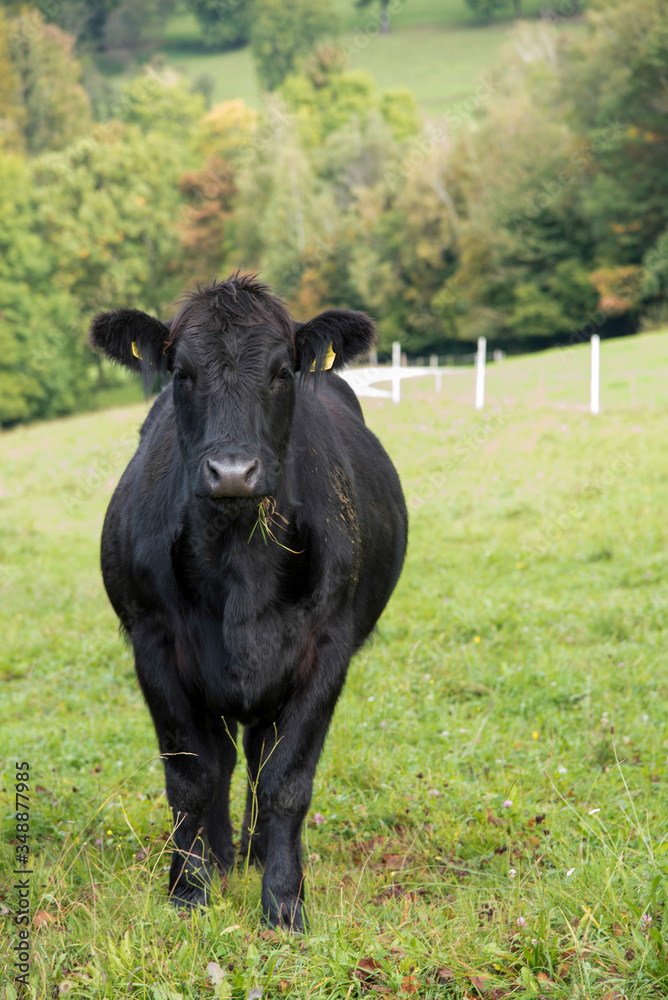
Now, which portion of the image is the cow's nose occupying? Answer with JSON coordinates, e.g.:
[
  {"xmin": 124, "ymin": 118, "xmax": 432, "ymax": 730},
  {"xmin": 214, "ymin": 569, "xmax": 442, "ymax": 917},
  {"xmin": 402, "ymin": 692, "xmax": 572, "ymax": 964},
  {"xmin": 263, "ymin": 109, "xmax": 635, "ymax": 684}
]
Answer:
[{"xmin": 202, "ymin": 457, "xmax": 262, "ymax": 498}]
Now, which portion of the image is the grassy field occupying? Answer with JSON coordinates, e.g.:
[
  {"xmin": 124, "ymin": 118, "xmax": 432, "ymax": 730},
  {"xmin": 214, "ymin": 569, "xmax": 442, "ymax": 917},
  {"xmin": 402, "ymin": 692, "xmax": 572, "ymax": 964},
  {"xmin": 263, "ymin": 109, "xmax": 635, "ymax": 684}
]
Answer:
[
  {"xmin": 155, "ymin": 0, "xmax": 580, "ymax": 113},
  {"xmin": 2, "ymin": 330, "xmax": 668, "ymax": 998}
]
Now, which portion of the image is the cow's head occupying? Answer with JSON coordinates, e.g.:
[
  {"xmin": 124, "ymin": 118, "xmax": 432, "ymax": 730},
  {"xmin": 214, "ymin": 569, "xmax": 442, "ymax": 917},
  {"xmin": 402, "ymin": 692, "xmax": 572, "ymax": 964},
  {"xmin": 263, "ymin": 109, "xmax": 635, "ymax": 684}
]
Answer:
[{"xmin": 89, "ymin": 274, "xmax": 376, "ymax": 511}]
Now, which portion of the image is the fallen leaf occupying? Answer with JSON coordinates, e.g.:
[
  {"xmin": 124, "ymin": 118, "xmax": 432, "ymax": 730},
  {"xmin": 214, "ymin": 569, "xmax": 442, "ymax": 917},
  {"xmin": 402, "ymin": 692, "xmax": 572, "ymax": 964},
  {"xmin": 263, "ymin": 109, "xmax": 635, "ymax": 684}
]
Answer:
[
  {"xmin": 487, "ymin": 810, "xmax": 503, "ymax": 826},
  {"xmin": 401, "ymin": 973, "xmax": 419, "ymax": 994},
  {"xmin": 277, "ymin": 982, "xmax": 290, "ymax": 994},
  {"xmin": 611, "ymin": 923, "xmax": 624, "ymax": 937},
  {"xmin": 470, "ymin": 973, "xmax": 490, "ymax": 991},
  {"xmin": 207, "ymin": 961, "xmax": 225, "ymax": 985},
  {"xmin": 33, "ymin": 910, "xmax": 56, "ymax": 928},
  {"xmin": 355, "ymin": 956, "xmax": 383, "ymax": 984},
  {"xmin": 382, "ymin": 853, "xmax": 405, "ymax": 869}
]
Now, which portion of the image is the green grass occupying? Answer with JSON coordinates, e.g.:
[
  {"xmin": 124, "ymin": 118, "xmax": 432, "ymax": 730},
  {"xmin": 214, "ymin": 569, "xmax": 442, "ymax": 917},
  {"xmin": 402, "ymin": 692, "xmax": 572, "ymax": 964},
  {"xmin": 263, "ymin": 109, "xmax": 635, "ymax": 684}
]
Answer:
[{"xmin": 2, "ymin": 330, "xmax": 668, "ymax": 998}]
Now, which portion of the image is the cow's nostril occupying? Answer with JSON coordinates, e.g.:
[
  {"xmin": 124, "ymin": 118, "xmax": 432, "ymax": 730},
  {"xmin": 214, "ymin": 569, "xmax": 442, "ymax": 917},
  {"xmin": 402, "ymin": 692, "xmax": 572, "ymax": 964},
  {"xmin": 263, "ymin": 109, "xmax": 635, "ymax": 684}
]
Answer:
[
  {"xmin": 205, "ymin": 459, "xmax": 220, "ymax": 484},
  {"xmin": 244, "ymin": 459, "xmax": 259, "ymax": 485},
  {"xmin": 202, "ymin": 456, "xmax": 263, "ymax": 498}
]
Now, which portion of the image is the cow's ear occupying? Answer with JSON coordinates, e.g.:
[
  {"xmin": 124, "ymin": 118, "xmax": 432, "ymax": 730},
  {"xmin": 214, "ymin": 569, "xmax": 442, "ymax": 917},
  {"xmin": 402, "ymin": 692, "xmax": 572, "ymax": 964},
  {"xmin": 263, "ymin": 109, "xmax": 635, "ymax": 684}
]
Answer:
[
  {"xmin": 89, "ymin": 309, "xmax": 174, "ymax": 387},
  {"xmin": 294, "ymin": 309, "xmax": 377, "ymax": 373}
]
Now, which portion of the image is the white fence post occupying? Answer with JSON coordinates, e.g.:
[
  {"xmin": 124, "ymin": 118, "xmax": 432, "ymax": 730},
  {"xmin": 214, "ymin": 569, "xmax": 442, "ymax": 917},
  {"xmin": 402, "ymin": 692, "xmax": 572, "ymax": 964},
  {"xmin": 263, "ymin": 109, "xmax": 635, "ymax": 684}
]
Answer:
[
  {"xmin": 590, "ymin": 334, "xmax": 600, "ymax": 414},
  {"xmin": 430, "ymin": 353, "xmax": 442, "ymax": 393},
  {"xmin": 475, "ymin": 336, "xmax": 486, "ymax": 410},
  {"xmin": 392, "ymin": 341, "xmax": 401, "ymax": 404}
]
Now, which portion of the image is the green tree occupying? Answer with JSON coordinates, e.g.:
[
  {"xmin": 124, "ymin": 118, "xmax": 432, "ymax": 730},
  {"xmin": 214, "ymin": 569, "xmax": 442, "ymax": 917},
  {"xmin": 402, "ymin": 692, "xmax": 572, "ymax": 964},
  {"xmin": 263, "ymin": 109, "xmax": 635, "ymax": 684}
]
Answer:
[
  {"xmin": 31, "ymin": 74, "xmax": 203, "ymax": 324},
  {"xmin": 185, "ymin": 0, "xmax": 253, "ymax": 50},
  {"xmin": 0, "ymin": 152, "xmax": 88, "ymax": 426},
  {"xmin": 8, "ymin": 11, "xmax": 92, "ymax": 154},
  {"xmin": 0, "ymin": 10, "xmax": 25, "ymax": 152},
  {"xmin": 250, "ymin": 0, "xmax": 339, "ymax": 91},
  {"xmin": 280, "ymin": 63, "xmax": 419, "ymax": 149},
  {"xmin": 355, "ymin": 0, "xmax": 390, "ymax": 35},
  {"xmin": 464, "ymin": 0, "xmax": 521, "ymax": 22}
]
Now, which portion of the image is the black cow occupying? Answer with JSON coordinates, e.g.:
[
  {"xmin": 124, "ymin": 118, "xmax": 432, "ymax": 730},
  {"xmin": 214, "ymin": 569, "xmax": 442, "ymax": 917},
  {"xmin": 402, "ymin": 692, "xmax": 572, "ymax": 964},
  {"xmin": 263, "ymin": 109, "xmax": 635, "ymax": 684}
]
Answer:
[{"xmin": 89, "ymin": 274, "xmax": 407, "ymax": 930}]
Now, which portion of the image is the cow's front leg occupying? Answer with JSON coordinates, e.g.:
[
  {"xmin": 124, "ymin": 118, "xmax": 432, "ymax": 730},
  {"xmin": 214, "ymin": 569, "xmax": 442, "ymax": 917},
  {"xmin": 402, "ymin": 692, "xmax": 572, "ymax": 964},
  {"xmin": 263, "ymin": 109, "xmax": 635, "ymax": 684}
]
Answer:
[
  {"xmin": 245, "ymin": 647, "xmax": 349, "ymax": 931},
  {"xmin": 133, "ymin": 626, "xmax": 233, "ymax": 908}
]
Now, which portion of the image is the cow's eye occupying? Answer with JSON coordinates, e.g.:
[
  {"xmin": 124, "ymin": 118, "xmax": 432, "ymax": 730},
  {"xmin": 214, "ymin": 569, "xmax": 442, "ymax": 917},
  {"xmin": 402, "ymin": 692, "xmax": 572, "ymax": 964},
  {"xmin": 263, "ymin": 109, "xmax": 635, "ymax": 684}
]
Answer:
[
  {"xmin": 277, "ymin": 367, "xmax": 292, "ymax": 381},
  {"xmin": 174, "ymin": 369, "xmax": 193, "ymax": 384}
]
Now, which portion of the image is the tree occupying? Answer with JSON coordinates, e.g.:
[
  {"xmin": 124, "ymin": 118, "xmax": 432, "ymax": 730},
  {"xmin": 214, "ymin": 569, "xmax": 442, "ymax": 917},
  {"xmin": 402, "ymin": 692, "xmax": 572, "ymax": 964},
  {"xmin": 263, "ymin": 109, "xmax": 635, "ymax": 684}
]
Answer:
[
  {"xmin": 7, "ymin": 11, "xmax": 92, "ymax": 154},
  {"xmin": 0, "ymin": 152, "xmax": 88, "ymax": 426},
  {"xmin": 0, "ymin": 10, "xmax": 25, "ymax": 152},
  {"xmin": 355, "ymin": 0, "xmax": 390, "ymax": 35},
  {"xmin": 280, "ymin": 63, "xmax": 419, "ymax": 149},
  {"xmin": 32, "ymin": 75, "xmax": 203, "ymax": 321},
  {"xmin": 250, "ymin": 0, "xmax": 339, "ymax": 91},
  {"xmin": 464, "ymin": 0, "xmax": 521, "ymax": 22},
  {"xmin": 185, "ymin": 0, "xmax": 253, "ymax": 51},
  {"xmin": 179, "ymin": 100, "xmax": 259, "ymax": 281}
]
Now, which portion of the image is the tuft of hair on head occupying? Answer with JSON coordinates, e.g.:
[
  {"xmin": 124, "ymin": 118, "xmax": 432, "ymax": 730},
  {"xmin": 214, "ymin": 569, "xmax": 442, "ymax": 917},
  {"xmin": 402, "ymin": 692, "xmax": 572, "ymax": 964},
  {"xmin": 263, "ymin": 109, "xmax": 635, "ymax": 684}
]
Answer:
[{"xmin": 168, "ymin": 272, "xmax": 295, "ymax": 345}]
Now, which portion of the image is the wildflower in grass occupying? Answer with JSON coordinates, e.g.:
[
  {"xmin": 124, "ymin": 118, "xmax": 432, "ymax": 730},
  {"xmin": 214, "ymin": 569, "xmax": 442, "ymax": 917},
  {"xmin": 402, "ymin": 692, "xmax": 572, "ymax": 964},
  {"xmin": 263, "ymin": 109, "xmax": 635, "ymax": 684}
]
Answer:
[
  {"xmin": 532, "ymin": 731, "xmax": 539, "ymax": 740},
  {"xmin": 95, "ymin": 838, "xmax": 102, "ymax": 846},
  {"xmin": 516, "ymin": 916, "xmax": 527, "ymax": 928},
  {"xmin": 474, "ymin": 636, "xmax": 481, "ymax": 643},
  {"xmin": 566, "ymin": 867, "xmax": 575, "ymax": 877},
  {"xmin": 508, "ymin": 868, "xmax": 517, "ymax": 879},
  {"xmin": 557, "ymin": 765, "xmax": 567, "ymax": 774},
  {"xmin": 588, "ymin": 808, "xmax": 600, "ymax": 816},
  {"xmin": 314, "ymin": 813, "xmax": 324, "ymax": 825},
  {"xmin": 503, "ymin": 799, "xmax": 513, "ymax": 809},
  {"xmin": 640, "ymin": 913, "xmax": 652, "ymax": 930}
]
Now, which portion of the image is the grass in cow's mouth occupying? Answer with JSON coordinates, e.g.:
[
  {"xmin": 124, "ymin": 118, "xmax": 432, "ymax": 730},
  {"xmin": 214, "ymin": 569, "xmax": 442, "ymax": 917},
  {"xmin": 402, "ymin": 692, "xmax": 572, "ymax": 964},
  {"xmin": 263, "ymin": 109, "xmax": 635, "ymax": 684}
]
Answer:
[{"xmin": 248, "ymin": 496, "xmax": 303, "ymax": 553}]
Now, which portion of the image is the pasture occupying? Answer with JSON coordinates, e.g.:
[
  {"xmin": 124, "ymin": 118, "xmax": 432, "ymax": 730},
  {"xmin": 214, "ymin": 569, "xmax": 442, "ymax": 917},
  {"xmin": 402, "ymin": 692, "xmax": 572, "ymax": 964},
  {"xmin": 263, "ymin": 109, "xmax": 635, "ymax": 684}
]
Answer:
[
  {"xmin": 2, "ymin": 330, "xmax": 668, "ymax": 998},
  {"xmin": 157, "ymin": 0, "xmax": 579, "ymax": 114}
]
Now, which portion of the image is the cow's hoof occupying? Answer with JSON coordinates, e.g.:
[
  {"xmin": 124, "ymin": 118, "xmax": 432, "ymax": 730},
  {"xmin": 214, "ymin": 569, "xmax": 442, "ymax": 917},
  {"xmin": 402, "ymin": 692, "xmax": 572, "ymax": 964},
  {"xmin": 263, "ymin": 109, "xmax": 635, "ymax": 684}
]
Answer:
[
  {"xmin": 263, "ymin": 897, "xmax": 307, "ymax": 933},
  {"xmin": 169, "ymin": 882, "xmax": 209, "ymax": 909}
]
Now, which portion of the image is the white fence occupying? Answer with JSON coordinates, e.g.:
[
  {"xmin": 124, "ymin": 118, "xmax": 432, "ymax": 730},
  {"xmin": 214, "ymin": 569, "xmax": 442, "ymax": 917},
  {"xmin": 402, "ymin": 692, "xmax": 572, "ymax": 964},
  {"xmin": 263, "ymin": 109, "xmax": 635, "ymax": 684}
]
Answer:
[{"xmin": 340, "ymin": 336, "xmax": 604, "ymax": 414}]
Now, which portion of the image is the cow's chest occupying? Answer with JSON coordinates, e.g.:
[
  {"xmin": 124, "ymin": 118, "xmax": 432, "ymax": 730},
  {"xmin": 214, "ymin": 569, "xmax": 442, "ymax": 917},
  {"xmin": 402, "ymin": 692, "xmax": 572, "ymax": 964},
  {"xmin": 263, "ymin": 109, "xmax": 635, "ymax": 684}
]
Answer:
[{"xmin": 173, "ymin": 601, "xmax": 307, "ymax": 725}]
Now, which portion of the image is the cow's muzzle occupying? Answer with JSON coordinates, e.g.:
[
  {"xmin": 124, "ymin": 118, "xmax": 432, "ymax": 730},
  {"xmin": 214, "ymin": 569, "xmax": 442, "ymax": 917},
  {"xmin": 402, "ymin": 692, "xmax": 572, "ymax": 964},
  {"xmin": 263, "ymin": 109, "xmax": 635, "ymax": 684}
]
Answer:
[{"xmin": 201, "ymin": 456, "xmax": 264, "ymax": 498}]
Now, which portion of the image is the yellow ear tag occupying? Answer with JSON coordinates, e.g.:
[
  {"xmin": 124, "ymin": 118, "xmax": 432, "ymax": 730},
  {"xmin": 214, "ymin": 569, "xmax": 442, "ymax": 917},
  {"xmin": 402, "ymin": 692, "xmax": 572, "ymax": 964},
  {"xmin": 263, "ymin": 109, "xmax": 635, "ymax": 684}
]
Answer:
[
  {"xmin": 310, "ymin": 341, "xmax": 336, "ymax": 372},
  {"xmin": 131, "ymin": 340, "xmax": 143, "ymax": 360}
]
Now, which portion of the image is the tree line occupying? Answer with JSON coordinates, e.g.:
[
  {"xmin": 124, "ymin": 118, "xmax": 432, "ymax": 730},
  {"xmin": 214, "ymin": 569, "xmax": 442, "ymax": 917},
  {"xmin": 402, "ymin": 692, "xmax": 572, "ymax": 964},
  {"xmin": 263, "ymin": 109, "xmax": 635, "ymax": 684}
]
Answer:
[{"xmin": 0, "ymin": 0, "xmax": 665, "ymax": 426}]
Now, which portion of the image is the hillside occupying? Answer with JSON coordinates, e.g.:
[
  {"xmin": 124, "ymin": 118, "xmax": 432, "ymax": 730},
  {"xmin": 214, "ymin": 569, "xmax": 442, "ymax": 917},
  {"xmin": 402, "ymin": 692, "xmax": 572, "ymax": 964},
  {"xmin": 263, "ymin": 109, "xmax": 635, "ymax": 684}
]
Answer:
[{"xmin": 157, "ymin": 0, "xmax": 584, "ymax": 112}]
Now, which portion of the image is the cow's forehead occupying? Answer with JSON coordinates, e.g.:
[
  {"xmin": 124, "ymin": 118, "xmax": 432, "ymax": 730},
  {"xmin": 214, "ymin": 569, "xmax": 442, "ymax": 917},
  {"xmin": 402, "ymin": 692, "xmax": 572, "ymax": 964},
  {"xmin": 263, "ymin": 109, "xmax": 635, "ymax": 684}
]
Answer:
[
  {"xmin": 169, "ymin": 283, "xmax": 295, "ymax": 369},
  {"xmin": 174, "ymin": 320, "xmax": 293, "ymax": 372}
]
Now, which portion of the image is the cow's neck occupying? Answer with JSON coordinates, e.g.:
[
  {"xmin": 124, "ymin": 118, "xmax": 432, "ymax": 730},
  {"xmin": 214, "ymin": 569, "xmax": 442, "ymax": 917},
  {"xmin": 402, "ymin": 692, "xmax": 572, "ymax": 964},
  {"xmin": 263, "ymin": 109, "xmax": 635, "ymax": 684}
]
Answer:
[{"xmin": 178, "ymin": 489, "xmax": 299, "ymax": 606}]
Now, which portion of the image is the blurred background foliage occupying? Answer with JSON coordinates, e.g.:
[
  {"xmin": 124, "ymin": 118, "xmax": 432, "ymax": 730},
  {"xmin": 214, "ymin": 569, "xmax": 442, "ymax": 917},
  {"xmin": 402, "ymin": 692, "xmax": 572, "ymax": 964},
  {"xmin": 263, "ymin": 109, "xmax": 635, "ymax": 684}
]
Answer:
[{"xmin": 0, "ymin": 0, "xmax": 665, "ymax": 425}]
